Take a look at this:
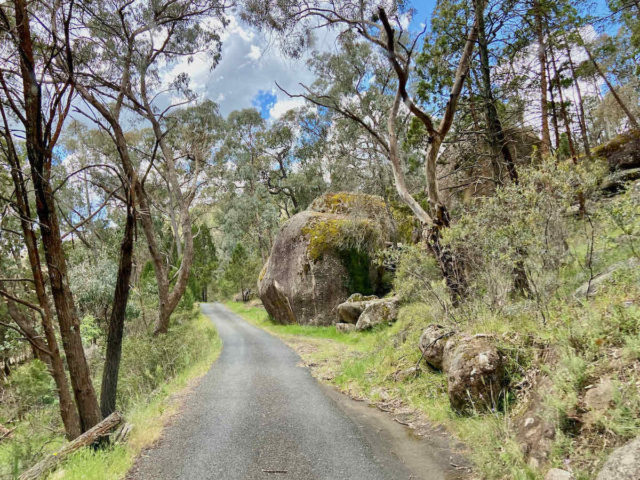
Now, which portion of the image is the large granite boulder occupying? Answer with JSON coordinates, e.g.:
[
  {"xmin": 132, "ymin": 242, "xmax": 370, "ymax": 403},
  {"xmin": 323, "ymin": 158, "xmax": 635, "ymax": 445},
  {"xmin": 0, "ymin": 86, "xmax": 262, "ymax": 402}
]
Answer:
[
  {"xmin": 596, "ymin": 436, "xmax": 640, "ymax": 480},
  {"xmin": 258, "ymin": 193, "xmax": 395, "ymax": 326},
  {"xmin": 442, "ymin": 334, "xmax": 506, "ymax": 414}
]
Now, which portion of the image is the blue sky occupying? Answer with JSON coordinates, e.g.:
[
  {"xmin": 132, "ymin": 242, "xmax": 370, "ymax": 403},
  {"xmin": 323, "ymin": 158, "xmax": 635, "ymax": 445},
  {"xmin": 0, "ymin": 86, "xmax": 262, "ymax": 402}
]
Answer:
[{"xmin": 252, "ymin": 90, "xmax": 278, "ymax": 119}]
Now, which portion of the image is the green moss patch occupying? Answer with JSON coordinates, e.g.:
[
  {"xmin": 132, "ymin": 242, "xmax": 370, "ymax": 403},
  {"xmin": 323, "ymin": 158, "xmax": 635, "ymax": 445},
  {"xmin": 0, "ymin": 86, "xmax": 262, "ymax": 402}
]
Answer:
[{"xmin": 301, "ymin": 217, "xmax": 381, "ymax": 261}]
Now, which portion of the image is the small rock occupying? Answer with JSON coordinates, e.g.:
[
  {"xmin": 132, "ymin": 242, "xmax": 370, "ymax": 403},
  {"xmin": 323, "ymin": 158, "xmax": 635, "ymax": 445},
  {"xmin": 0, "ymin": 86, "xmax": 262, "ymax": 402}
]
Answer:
[
  {"xmin": 584, "ymin": 378, "xmax": 614, "ymax": 412},
  {"xmin": 442, "ymin": 334, "xmax": 506, "ymax": 414},
  {"xmin": 335, "ymin": 323, "xmax": 356, "ymax": 333},
  {"xmin": 545, "ymin": 468, "xmax": 574, "ymax": 480},
  {"xmin": 355, "ymin": 297, "xmax": 399, "ymax": 331},
  {"xmin": 596, "ymin": 436, "xmax": 640, "ymax": 480},
  {"xmin": 418, "ymin": 324, "xmax": 452, "ymax": 370},
  {"xmin": 394, "ymin": 366, "xmax": 420, "ymax": 382}
]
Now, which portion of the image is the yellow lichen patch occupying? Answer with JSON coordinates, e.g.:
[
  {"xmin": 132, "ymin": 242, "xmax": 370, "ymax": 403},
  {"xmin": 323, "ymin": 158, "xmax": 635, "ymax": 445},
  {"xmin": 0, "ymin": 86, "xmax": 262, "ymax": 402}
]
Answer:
[{"xmin": 258, "ymin": 263, "xmax": 267, "ymax": 282}]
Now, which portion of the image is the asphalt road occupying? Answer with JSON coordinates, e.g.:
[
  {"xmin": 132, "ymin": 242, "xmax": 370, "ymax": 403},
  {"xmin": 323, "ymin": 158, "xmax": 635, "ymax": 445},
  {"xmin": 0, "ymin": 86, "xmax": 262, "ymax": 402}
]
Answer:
[{"xmin": 129, "ymin": 303, "xmax": 462, "ymax": 480}]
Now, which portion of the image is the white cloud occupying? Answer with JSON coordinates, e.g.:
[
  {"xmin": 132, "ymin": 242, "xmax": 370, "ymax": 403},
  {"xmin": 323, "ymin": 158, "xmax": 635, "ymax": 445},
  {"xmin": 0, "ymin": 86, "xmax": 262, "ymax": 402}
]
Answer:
[
  {"xmin": 247, "ymin": 45, "xmax": 262, "ymax": 60},
  {"xmin": 158, "ymin": 13, "xmax": 340, "ymax": 117},
  {"xmin": 269, "ymin": 97, "xmax": 306, "ymax": 119}
]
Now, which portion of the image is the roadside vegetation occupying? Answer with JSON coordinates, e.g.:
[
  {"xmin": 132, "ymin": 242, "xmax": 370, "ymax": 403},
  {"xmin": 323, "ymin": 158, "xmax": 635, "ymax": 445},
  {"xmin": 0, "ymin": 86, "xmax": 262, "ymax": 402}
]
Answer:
[
  {"xmin": 0, "ymin": 307, "xmax": 220, "ymax": 480},
  {"xmin": 229, "ymin": 164, "xmax": 640, "ymax": 479}
]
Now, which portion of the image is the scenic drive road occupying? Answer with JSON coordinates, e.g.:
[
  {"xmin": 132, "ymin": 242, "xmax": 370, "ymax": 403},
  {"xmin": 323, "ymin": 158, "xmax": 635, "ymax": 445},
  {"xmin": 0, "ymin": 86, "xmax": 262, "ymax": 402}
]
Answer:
[{"xmin": 129, "ymin": 303, "xmax": 466, "ymax": 480}]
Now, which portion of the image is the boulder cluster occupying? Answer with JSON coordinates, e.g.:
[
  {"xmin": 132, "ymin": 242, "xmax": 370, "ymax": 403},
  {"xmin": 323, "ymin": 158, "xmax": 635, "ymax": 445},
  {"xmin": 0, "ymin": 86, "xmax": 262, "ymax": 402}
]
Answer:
[
  {"xmin": 418, "ymin": 325, "xmax": 507, "ymax": 414},
  {"xmin": 335, "ymin": 294, "xmax": 399, "ymax": 331}
]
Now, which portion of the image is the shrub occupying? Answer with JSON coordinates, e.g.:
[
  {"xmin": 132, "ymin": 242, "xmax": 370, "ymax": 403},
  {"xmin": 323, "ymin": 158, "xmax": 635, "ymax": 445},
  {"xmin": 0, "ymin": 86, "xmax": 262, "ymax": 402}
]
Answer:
[{"xmin": 8, "ymin": 360, "xmax": 56, "ymax": 416}]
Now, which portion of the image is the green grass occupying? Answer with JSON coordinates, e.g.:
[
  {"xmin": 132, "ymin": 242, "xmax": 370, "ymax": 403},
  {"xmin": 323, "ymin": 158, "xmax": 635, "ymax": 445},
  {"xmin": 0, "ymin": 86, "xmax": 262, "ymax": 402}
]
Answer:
[{"xmin": 224, "ymin": 301, "xmax": 374, "ymax": 347}]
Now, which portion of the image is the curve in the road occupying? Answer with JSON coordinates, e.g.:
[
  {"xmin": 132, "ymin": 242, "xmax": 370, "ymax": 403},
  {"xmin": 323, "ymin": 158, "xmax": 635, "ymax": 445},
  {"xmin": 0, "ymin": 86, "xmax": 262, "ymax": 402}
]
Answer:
[{"xmin": 129, "ymin": 303, "xmax": 465, "ymax": 480}]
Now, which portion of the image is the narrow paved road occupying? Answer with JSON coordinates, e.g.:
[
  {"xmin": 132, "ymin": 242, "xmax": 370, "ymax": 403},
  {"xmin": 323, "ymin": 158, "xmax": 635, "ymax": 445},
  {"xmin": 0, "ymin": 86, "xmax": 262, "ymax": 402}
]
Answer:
[{"xmin": 130, "ymin": 303, "xmax": 462, "ymax": 480}]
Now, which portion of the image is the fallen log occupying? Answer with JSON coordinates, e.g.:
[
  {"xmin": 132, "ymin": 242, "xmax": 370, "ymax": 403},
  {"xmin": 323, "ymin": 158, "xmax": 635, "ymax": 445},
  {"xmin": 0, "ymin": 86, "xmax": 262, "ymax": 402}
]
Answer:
[{"xmin": 19, "ymin": 412, "xmax": 123, "ymax": 480}]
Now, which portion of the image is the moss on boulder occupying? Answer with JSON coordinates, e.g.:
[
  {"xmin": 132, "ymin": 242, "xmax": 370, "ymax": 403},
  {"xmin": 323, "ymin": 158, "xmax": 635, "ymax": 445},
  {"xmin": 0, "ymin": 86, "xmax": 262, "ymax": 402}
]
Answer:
[{"xmin": 593, "ymin": 130, "xmax": 640, "ymax": 171}]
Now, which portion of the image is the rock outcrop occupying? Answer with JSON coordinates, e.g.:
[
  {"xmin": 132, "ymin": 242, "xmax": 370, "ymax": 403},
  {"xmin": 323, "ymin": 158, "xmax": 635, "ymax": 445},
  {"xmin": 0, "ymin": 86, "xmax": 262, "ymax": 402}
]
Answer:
[
  {"xmin": 596, "ymin": 436, "xmax": 640, "ymax": 480},
  {"xmin": 442, "ymin": 334, "xmax": 505, "ymax": 414},
  {"xmin": 594, "ymin": 130, "xmax": 640, "ymax": 171},
  {"xmin": 258, "ymin": 193, "xmax": 394, "ymax": 326},
  {"xmin": 335, "ymin": 294, "xmax": 399, "ymax": 331},
  {"xmin": 417, "ymin": 327, "xmax": 507, "ymax": 414},
  {"xmin": 600, "ymin": 167, "xmax": 640, "ymax": 195}
]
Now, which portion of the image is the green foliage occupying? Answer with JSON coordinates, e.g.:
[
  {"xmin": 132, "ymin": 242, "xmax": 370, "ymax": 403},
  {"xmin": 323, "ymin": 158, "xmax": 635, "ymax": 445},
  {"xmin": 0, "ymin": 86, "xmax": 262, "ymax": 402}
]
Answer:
[
  {"xmin": 442, "ymin": 158, "xmax": 608, "ymax": 309},
  {"xmin": 116, "ymin": 308, "xmax": 220, "ymax": 411},
  {"xmin": 393, "ymin": 245, "xmax": 442, "ymax": 304},
  {"xmin": 8, "ymin": 360, "xmax": 56, "ymax": 414},
  {"xmin": 80, "ymin": 315, "xmax": 102, "ymax": 345},
  {"xmin": 188, "ymin": 224, "xmax": 218, "ymax": 302}
]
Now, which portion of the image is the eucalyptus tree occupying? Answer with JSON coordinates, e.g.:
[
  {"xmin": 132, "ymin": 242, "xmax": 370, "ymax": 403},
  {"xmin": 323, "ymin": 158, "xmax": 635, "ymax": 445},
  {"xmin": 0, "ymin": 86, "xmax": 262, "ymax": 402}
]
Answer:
[
  {"xmin": 72, "ymin": 0, "xmax": 231, "ymax": 335},
  {"xmin": 242, "ymin": 0, "xmax": 481, "ymax": 302},
  {"xmin": 215, "ymin": 109, "xmax": 281, "ymax": 263},
  {"xmin": 0, "ymin": 0, "xmax": 100, "ymax": 434}
]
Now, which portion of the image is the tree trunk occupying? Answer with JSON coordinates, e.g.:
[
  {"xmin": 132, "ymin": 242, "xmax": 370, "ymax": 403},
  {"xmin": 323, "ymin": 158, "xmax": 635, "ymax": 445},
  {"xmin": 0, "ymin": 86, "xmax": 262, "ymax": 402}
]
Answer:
[
  {"xmin": 546, "ymin": 60, "xmax": 561, "ymax": 150},
  {"xmin": 582, "ymin": 40, "xmax": 639, "ymax": 129},
  {"xmin": 13, "ymin": 0, "xmax": 101, "ymax": 432},
  {"xmin": 100, "ymin": 197, "xmax": 135, "ymax": 417},
  {"xmin": 29, "ymin": 170, "xmax": 102, "ymax": 432},
  {"xmin": 564, "ymin": 37, "xmax": 592, "ymax": 159},
  {"xmin": 534, "ymin": 2, "xmax": 552, "ymax": 155},
  {"xmin": 139, "ymin": 83, "xmax": 195, "ymax": 335},
  {"xmin": 549, "ymin": 41, "xmax": 577, "ymax": 161},
  {"xmin": 476, "ymin": 0, "xmax": 518, "ymax": 184},
  {"xmin": 1, "ymin": 108, "xmax": 82, "ymax": 439},
  {"xmin": 425, "ymin": 210, "xmax": 467, "ymax": 306}
]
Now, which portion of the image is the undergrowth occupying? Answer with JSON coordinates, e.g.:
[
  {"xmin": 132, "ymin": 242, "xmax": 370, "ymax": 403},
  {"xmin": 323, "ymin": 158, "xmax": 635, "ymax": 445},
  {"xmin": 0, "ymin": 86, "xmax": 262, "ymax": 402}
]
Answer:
[
  {"xmin": 230, "ymin": 170, "xmax": 640, "ymax": 480},
  {"xmin": 0, "ymin": 308, "xmax": 221, "ymax": 480}
]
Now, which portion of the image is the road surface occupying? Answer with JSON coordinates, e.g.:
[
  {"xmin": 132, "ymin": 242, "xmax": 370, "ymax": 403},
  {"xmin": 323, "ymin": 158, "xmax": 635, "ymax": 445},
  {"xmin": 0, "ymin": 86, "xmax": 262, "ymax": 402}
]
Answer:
[{"xmin": 129, "ymin": 303, "xmax": 465, "ymax": 480}]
